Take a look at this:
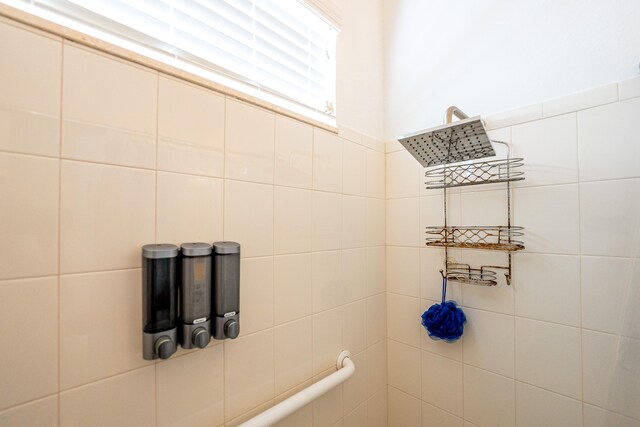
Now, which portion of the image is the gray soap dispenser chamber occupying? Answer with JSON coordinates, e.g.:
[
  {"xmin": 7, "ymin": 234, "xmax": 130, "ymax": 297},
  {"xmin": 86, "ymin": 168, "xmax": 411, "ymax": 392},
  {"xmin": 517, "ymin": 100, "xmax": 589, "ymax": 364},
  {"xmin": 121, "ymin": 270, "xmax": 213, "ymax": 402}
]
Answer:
[
  {"xmin": 212, "ymin": 242, "xmax": 241, "ymax": 340},
  {"xmin": 142, "ymin": 244, "xmax": 179, "ymax": 360},
  {"xmin": 179, "ymin": 243, "xmax": 213, "ymax": 349}
]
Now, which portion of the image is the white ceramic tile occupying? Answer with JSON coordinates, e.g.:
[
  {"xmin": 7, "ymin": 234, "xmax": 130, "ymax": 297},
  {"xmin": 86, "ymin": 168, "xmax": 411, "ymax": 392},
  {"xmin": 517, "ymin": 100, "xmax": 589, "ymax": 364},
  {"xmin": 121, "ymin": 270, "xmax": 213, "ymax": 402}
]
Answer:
[
  {"xmin": 343, "ymin": 140, "xmax": 367, "ymax": 196},
  {"xmin": 420, "ymin": 300, "xmax": 463, "ymax": 362},
  {"xmin": 344, "ymin": 402, "xmax": 367, "ymax": 427},
  {"xmin": 0, "ymin": 153, "xmax": 58, "ymax": 279},
  {"xmin": 239, "ymin": 257, "xmax": 274, "ymax": 335},
  {"xmin": 60, "ymin": 161, "xmax": 155, "ymax": 273},
  {"xmin": 582, "ymin": 256, "xmax": 637, "ymax": 334},
  {"xmin": 156, "ymin": 345, "xmax": 224, "ymax": 427},
  {"xmin": 514, "ymin": 253, "xmax": 581, "ymax": 326},
  {"xmin": 422, "ymin": 401, "xmax": 463, "ymax": 427},
  {"xmin": 60, "ymin": 367, "xmax": 155, "ymax": 427},
  {"xmin": 312, "ymin": 307, "xmax": 343, "ymax": 375},
  {"xmin": 512, "ymin": 113, "xmax": 579, "ymax": 187},
  {"xmin": 274, "ymin": 254, "xmax": 312, "ymax": 325},
  {"xmin": 387, "ymin": 197, "xmax": 420, "ymax": 247},
  {"xmin": 342, "ymin": 196, "xmax": 367, "ymax": 249},
  {"xmin": 313, "ymin": 129, "xmax": 343, "ymax": 193},
  {"xmin": 366, "ymin": 149, "xmax": 386, "ymax": 198},
  {"xmin": 460, "ymin": 250, "xmax": 514, "ymax": 314},
  {"xmin": 366, "ymin": 294, "xmax": 387, "ymax": 346},
  {"xmin": 224, "ymin": 180, "xmax": 274, "ymax": 258},
  {"xmin": 544, "ymin": 83, "xmax": 618, "ymax": 117},
  {"xmin": 388, "ymin": 387, "xmax": 421, "ymax": 427},
  {"xmin": 225, "ymin": 98, "xmax": 275, "ymax": 183},
  {"xmin": 514, "ymin": 184, "xmax": 580, "ymax": 254},
  {"xmin": 386, "ymin": 141, "xmax": 403, "ymax": 153},
  {"xmin": 274, "ymin": 115, "xmax": 313, "ymax": 189},
  {"xmin": 460, "ymin": 189, "xmax": 509, "ymax": 225},
  {"xmin": 224, "ymin": 329, "xmax": 274, "ymax": 420},
  {"xmin": 580, "ymin": 179, "xmax": 640, "ymax": 257},
  {"xmin": 387, "ymin": 293, "xmax": 421, "ymax": 348},
  {"xmin": 368, "ymin": 387, "xmax": 388, "ymax": 427},
  {"xmin": 367, "ymin": 340, "xmax": 387, "ymax": 397},
  {"xmin": 515, "ymin": 382, "xmax": 582, "ymax": 427},
  {"xmin": 0, "ymin": 277, "xmax": 57, "ymax": 410},
  {"xmin": 463, "ymin": 308, "xmax": 514, "ymax": 378},
  {"xmin": 515, "ymin": 318, "xmax": 582, "ymax": 399},
  {"xmin": 387, "ymin": 340, "xmax": 421, "ymax": 398},
  {"xmin": 274, "ymin": 186, "xmax": 312, "ymax": 254},
  {"xmin": 387, "ymin": 246, "xmax": 420, "ymax": 297},
  {"xmin": 578, "ymin": 97, "xmax": 640, "ymax": 181},
  {"xmin": 275, "ymin": 317, "xmax": 313, "ymax": 395},
  {"xmin": 583, "ymin": 404, "xmax": 640, "ymax": 427},
  {"xmin": 156, "ymin": 172, "xmax": 223, "ymax": 244},
  {"xmin": 362, "ymin": 135, "xmax": 386, "ymax": 153},
  {"xmin": 338, "ymin": 126, "xmax": 361, "ymax": 144},
  {"xmin": 420, "ymin": 193, "xmax": 460, "ymax": 235},
  {"xmin": 342, "ymin": 300, "xmax": 367, "ymax": 355},
  {"xmin": 0, "ymin": 395, "xmax": 58, "ymax": 427},
  {"xmin": 312, "ymin": 251, "xmax": 344, "ymax": 313},
  {"xmin": 312, "ymin": 191, "xmax": 342, "ymax": 251},
  {"xmin": 366, "ymin": 197, "xmax": 386, "ymax": 247},
  {"xmin": 582, "ymin": 330, "xmax": 619, "ymax": 408},
  {"xmin": 422, "ymin": 351, "xmax": 463, "ymax": 416},
  {"xmin": 484, "ymin": 103, "xmax": 542, "ymax": 130},
  {"xmin": 619, "ymin": 76, "xmax": 640, "ymax": 101},
  {"xmin": 420, "ymin": 248, "xmax": 462, "ymax": 304},
  {"xmin": 386, "ymin": 149, "xmax": 420, "ymax": 198},
  {"xmin": 60, "ymin": 270, "xmax": 150, "ymax": 390},
  {"xmin": 341, "ymin": 248, "xmax": 366, "ymax": 304},
  {"xmin": 157, "ymin": 76, "xmax": 224, "ymax": 177},
  {"xmin": 0, "ymin": 22, "xmax": 61, "ymax": 157},
  {"xmin": 365, "ymin": 246, "xmax": 386, "ymax": 297},
  {"xmin": 463, "ymin": 365, "xmax": 515, "ymax": 427},
  {"xmin": 343, "ymin": 352, "xmax": 367, "ymax": 414}
]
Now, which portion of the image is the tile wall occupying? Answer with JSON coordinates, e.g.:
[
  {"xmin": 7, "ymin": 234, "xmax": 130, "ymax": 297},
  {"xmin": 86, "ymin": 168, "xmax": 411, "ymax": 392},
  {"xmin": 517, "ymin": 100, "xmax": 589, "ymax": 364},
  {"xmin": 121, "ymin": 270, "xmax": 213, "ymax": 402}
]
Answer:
[
  {"xmin": 386, "ymin": 78, "xmax": 640, "ymax": 426},
  {"xmin": 0, "ymin": 18, "xmax": 388, "ymax": 427}
]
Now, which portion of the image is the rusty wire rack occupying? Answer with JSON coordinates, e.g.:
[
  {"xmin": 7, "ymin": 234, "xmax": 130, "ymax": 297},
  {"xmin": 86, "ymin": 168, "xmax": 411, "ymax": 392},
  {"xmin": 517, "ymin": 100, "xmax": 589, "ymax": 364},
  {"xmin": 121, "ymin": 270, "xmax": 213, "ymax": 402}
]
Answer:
[
  {"xmin": 425, "ymin": 157, "xmax": 524, "ymax": 189},
  {"xmin": 425, "ymin": 226, "xmax": 525, "ymax": 252},
  {"xmin": 444, "ymin": 263, "xmax": 498, "ymax": 287}
]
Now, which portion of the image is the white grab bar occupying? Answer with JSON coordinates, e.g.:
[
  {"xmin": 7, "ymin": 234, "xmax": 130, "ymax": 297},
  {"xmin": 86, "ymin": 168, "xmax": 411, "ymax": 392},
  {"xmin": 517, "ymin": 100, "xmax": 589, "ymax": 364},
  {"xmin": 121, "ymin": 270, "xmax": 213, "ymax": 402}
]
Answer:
[{"xmin": 239, "ymin": 351, "xmax": 355, "ymax": 427}]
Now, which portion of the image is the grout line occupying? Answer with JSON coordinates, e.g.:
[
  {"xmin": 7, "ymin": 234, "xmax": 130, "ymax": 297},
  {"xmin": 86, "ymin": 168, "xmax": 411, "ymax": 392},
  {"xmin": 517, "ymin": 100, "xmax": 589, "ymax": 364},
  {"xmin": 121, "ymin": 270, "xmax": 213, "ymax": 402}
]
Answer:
[
  {"xmin": 153, "ymin": 71, "xmax": 160, "ymax": 427},
  {"xmin": 56, "ymin": 39, "xmax": 64, "ymax": 427},
  {"xmin": 575, "ymin": 103, "xmax": 586, "ymax": 417}
]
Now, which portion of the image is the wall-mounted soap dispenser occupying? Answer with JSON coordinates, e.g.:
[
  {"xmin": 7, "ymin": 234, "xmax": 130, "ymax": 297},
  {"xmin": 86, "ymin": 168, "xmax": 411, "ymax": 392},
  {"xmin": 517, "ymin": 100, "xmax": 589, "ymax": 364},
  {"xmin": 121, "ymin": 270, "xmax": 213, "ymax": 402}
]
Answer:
[
  {"xmin": 179, "ymin": 243, "xmax": 212, "ymax": 349},
  {"xmin": 212, "ymin": 242, "xmax": 241, "ymax": 340},
  {"xmin": 142, "ymin": 244, "xmax": 178, "ymax": 360}
]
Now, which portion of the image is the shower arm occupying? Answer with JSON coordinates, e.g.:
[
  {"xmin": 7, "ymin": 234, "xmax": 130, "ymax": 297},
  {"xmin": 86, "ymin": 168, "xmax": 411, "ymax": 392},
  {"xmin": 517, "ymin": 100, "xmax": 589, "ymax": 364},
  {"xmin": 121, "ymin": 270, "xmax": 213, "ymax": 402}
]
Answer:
[{"xmin": 444, "ymin": 106, "xmax": 469, "ymax": 124}]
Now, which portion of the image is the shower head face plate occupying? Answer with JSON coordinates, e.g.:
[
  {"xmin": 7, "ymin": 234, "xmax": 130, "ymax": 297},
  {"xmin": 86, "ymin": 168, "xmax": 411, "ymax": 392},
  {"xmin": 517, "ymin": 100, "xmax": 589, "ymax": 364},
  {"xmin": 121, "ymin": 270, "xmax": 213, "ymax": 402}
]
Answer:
[{"xmin": 398, "ymin": 116, "xmax": 495, "ymax": 167}]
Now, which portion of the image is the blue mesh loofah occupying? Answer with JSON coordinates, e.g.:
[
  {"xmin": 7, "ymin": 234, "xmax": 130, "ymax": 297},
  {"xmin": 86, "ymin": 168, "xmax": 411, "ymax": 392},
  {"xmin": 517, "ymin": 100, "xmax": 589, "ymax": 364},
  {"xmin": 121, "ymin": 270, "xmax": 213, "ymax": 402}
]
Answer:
[{"xmin": 421, "ymin": 276, "xmax": 466, "ymax": 342}]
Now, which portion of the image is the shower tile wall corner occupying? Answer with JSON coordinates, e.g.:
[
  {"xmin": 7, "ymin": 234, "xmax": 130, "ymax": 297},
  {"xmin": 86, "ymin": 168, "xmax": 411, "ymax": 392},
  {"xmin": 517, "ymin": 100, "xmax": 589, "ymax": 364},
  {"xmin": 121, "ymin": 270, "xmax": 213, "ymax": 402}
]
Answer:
[
  {"xmin": 386, "ymin": 78, "xmax": 640, "ymax": 426},
  {"xmin": 0, "ymin": 19, "xmax": 387, "ymax": 427}
]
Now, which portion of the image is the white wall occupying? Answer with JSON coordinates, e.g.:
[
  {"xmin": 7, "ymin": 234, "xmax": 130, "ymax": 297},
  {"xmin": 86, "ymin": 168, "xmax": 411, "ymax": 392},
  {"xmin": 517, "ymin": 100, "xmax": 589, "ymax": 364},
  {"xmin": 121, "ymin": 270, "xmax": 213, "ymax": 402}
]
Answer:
[{"xmin": 383, "ymin": 0, "xmax": 640, "ymax": 138}]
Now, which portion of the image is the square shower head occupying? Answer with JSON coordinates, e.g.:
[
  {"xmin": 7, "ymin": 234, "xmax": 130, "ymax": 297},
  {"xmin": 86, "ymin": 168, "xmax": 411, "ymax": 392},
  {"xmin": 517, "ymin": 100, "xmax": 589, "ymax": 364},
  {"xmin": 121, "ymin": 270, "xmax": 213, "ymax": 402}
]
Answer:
[{"xmin": 398, "ymin": 116, "xmax": 495, "ymax": 167}]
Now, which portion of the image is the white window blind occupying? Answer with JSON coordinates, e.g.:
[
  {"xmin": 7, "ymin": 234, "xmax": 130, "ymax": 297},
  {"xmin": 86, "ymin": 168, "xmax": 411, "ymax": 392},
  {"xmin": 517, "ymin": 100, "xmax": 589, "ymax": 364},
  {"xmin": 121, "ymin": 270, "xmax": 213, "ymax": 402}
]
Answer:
[{"xmin": 7, "ymin": 0, "xmax": 338, "ymax": 122}]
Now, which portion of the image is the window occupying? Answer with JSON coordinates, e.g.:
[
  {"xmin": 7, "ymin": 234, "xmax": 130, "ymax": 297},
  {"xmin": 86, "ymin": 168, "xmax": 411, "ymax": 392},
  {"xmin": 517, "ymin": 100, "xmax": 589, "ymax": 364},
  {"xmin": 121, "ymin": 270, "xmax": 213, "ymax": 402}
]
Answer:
[{"xmin": 5, "ymin": 0, "xmax": 338, "ymax": 125}]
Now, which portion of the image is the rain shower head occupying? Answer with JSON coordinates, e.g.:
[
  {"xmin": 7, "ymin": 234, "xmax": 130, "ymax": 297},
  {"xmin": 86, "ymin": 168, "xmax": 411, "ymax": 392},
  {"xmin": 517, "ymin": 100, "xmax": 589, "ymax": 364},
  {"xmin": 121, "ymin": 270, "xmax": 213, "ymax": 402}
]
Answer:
[{"xmin": 398, "ymin": 107, "xmax": 495, "ymax": 168}]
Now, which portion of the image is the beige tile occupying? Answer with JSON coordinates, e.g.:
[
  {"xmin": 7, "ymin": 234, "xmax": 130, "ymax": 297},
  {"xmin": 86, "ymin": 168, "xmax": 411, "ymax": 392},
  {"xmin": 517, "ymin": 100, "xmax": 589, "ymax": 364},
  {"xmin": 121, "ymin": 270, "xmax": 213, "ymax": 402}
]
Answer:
[
  {"xmin": 422, "ymin": 401, "xmax": 463, "ymax": 427},
  {"xmin": 274, "ymin": 186, "xmax": 312, "ymax": 254},
  {"xmin": 582, "ymin": 330, "xmax": 620, "ymax": 409},
  {"xmin": 462, "ymin": 308, "xmax": 514, "ymax": 378},
  {"xmin": 275, "ymin": 317, "xmax": 313, "ymax": 396},
  {"xmin": 313, "ymin": 308, "xmax": 343, "ymax": 375},
  {"xmin": 312, "ymin": 251, "xmax": 344, "ymax": 313},
  {"xmin": 387, "ymin": 340, "xmax": 421, "ymax": 398},
  {"xmin": 344, "ymin": 402, "xmax": 367, "ymax": 427},
  {"xmin": 275, "ymin": 115, "xmax": 313, "ymax": 189},
  {"xmin": 422, "ymin": 351, "xmax": 463, "ymax": 416},
  {"xmin": 387, "ymin": 247, "xmax": 420, "ymax": 297},
  {"xmin": 387, "ymin": 293, "xmax": 421, "ymax": 348},
  {"xmin": 388, "ymin": 387, "xmax": 421, "ymax": 427},
  {"xmin": 274, "ymin": 254, "xmax": 312, "ymax": 325},
  {"xmin": 239, "ymin": 257, "xmax": 274, "ymax": 335},
  {"xmin": 60, "ymin": 366, "xmax": 155, "ymax": 427},
  {"xmin": 367, "ymin": 340, "xmax": 387, "ymax": 397},
  {"xmin": 337, "ymin": 127, "xmax": 361, "ymax": 145},
  {"xmin": 0, "ymin": 395, "xmax": 58, "ymax": 427},
  {"xmin": 157, "ymin": 76, "xmax": 225, "ymax": 177},
  {"xmin": 60, "ymin": 161, "xmax": 155, "ymax": 273},
  {"xmin": 341, "ymin": 248, "xmax": 366, "ymax": 304},
  {"xmin": 0, "ymin": 22, "xmax": 61, "ymax": 157},
  {"xmin": 386, "ymin": 197, "xmax": 420, "ymax": 247},
  {"xmin": 342, "ymin": 196, "xmax": 366, "ymax": 249},
  {"xmin": 386, "ymin": 150, "xmax": 420, "ymax": 198},
  {"xmin": 460, "ymin": 251, "xmax": 513, "ymax": 314},
  {"xmin": 583, "ymin": 404, "xmax": 640, "ymax": 427},
  {"xmin": 361, "ymin": 135, "xmax": 385, "ymax": 153},
  {"xmin": 225, "ymin": 399, "xmax": 274, "ymax": 427},
  {"xmin": 224, "ymin": 180, "xmax": 274, "ymax": 258},
  {"xmin": 313, "ymin": 129, "xmax": 343, "ymax": 192},
  {"xmin": 0, "ymin": 153, "xmax": 58, "ymax": 279},
  {"xmin": 342, "ymin": 300, "xmax": 367, "ymax": 355},
  {"xmin": 156, "ymin": 172, "xmax": 223, "ymax": 244},
  {"xmin": 366, "ymin": 149, "xmax": 386, "ymax": 199},
  {"xmin": 225, "ymin": 99, "xmax": 274, "ymax": 184},
  {"xmin": 342, "ymin": 140, "xmax": 366, "ymax": 196},
  {"xmin": 224, "ymin": 330, "xmax": 275, "ymax": 420},
  {"xmin": 60, "ymin": 269, "xmax": 150, "ymax": 390},
  {"xmin": 343, "ymin": 352, "xmax": 367, "ymax": 414},
  {"xmin": 366, "ymin": 198, "xmax": 385, "ymax": 247},
  {"xmin": 366, "ymin": 294, "xmax": 387, "ymax": 346},
  {"xmin": 367, "ymin": 387, "xmax": 387, "ymax": 427},
  {"xmin": 515, "ymin": 382, "xmax": 582, "ymax": 427},
  {"xmin": 365, "ymin": 246, "xmax": 386, "ymax": 297},
  {"xmin": 313, "ymin": 370, "xmax": 343, "ymax": 427},
  {"xmin": 543, "ymin": 83, "xmax": 618, "ymax": 117},
  {"xmin": 274, "ymin": 383, "xmax": 313, "ymax": 427},
  {"xmin": 156, "ymin": 345, "xmax": 224, "ymax": 427},
  {"xmin": 312, "ymin": 191, "xmax": 342, "ymax": 251},
  {"xmin": 0, "ymin": 277, "xmax": 57, "ymax": 410},
  {"xmin": 463, "ymin": 365, "xmax": 515, "ymax": 427}
]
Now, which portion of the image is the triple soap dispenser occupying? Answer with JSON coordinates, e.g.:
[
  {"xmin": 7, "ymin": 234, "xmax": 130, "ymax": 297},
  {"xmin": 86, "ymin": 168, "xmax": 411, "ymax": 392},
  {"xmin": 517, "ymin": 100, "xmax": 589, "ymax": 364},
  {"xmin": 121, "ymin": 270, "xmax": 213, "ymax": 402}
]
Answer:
[{"xmin": 142, "ymin": 241, "xmax": 241, "ymax": 360}]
